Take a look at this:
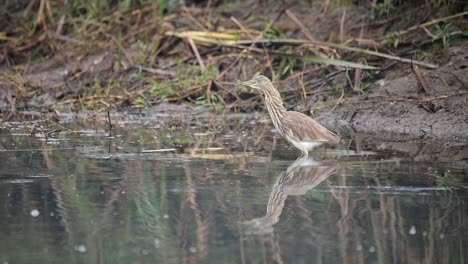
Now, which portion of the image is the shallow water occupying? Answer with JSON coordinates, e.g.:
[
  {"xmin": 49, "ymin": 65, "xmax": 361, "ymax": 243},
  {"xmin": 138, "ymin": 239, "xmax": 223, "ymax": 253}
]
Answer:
[{"xmin": 1, "ymin": 115, "xmax": 467, "ymax": 264}]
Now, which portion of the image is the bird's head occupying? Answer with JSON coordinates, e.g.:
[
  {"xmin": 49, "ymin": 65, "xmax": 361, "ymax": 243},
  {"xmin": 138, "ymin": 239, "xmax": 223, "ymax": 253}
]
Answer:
[{"xmin": 238, "ymin": 75, "xmax": 273, "ymax": 93}]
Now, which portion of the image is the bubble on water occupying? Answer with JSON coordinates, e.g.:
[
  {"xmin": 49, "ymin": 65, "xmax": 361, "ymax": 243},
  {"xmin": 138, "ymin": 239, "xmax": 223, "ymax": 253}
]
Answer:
[
  {"xmin": 422, "ymin": 231, "xmax": 428, "ymax": 237},
  {"xmin": 75, "ymin": 245, "xmax": 87, "ymax": 253},
  {"xmin": 369, "ymin": 246, "xmax": 376, "ymax": 253},
  {"xmin": 163, "ymin": 214, "xmax": 169, "ymax": 219},
  {"xmin": 439, "ymin": 234, "xmax": 445, "ymax": 239},
  {"xmin": 409, "ymin": 225, "xmax": 416, "ymax": 235},
  {"xmin": 30, "ymin": 209, "xmax": 40, "ymax": 217},
  {"xmin": 50, "ymin": 212, "xmax": 54, "ymax": 217},
  {"xmin": 154, "ymin": 239, "xmax": 160, "ymax": 248},
  {"xmin": 189, "ymin": 247, "xmax": 197, "ymax": 253}
]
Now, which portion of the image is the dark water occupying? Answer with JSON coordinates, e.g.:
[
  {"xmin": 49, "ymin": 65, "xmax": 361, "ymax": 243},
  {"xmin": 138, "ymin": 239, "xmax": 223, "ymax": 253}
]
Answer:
[{"xmin": 1, "ymin": 115, "xmax": 467, "ymax": 264}]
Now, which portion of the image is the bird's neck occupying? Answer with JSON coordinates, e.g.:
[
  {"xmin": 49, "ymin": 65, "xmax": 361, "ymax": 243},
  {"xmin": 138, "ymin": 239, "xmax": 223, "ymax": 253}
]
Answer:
[{"xmin": 264, "ymin": 91, "xmax": 287, "ymax": 135}]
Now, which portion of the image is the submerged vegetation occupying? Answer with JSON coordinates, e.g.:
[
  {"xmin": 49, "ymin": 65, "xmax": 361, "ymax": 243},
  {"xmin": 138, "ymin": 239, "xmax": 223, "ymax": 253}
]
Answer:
[{"xmin": 0, "ymin": 0, "xmax": 466, "ymax": 116}]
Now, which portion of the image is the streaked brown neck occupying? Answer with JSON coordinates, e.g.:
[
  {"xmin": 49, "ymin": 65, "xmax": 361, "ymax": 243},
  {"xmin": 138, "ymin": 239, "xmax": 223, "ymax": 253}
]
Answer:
[{"xmin": 263, "ymin": 87, "xmax": 287, "ymax": 135}]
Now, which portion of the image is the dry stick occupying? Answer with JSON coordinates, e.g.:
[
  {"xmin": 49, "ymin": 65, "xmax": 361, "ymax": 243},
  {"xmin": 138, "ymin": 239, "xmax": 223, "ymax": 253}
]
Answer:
[
  {"xmin": 178, "ymin": 33, "xmax": 433, "ymax": 68},
  {"xmin": 226, "ymin": 15, "xmax": 277, "ymax": 81},
  {"xmin": 187, "ymin": 36, "xmax": 206, "ymax": 70},
  {"xmin": 381, "ymin": 11, "xmax": 468, "ymax": 41},
  {"xmin": 50, "ymin": 33, "xmax": 86, "ymax": 45},
  {"xmin": 230, "ymin": 44, "xmax": 377, "ymax": 70},
  {"xmin": 45, "ymin": 0, "xmax": 54, "ymax": 24},
  {"xmin": 205, "ymin": 0, "xmax": 213, "ymax": 29},
  {"xmin": 36, "ymin": 0, "xmax": 46, "ymax": 25},
  {"xmin": 321, "ymin": 0, "xmax": 330, "ymax": 13},
  {"xmin": 109, "ymin": 34, "xmax": 134, "ymax": 66},
  {"xmin": 284, "ymin": 66, "xmax": 324, "ymax": 81},
  {"xmin": 182, "ymin": 6, "xmax": 207, "ymax": 30},
  {"xmin": 261, "ymin": 9, "xmax": 288, "ymax": 81},
  {"xmin": 420, "ymin": 26, "xmax": 435, "ymax": 38},
  {"xmin": 215, "ymin": 16, "xmax": 258, "ymax": 80},
  {"xmin": 339, "ymin": 9, "xmax": 346, "ymax": 44},
  {"xmin": 107, "ymin": 110, "xmax": 113, "ymax": 135},
  {"xmin": 285, "ymin": 9, "xmax": 316, "ymax": 42},
  {"xmin": 298, "ymin": 77, "xmax": 307, "ymax": 99},
  {"xmin": 311, "ymin": 41, "xmax": 439, "ymax": 68},
  {"xmin": 284, "ymin": 9, "xmax": 330, "ymax": 58},
  {"xmin": 136, "ymin": 65, "xmax": 176, "ymax": 77},
  {"xmin": 56, "ymin": 15, "xmax": 66, "ymax": 35},
  {"xmin": 412, "ymin": 63, "xmax": 431, "ymax": 94},
  {"xmin": 353, "ymin": 68, "xmax": 362, "ymax": 92}
]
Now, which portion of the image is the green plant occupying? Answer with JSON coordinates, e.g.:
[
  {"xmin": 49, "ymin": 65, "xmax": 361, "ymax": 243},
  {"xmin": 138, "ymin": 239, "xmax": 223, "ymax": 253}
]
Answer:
[
  {"xmin": 360, "ymin": 82, "xmax": 370, "ymax": 93},
  {"xmin": 331, "ymin": 83, "xmax": 346, "ymax": 96},
  {"xmin": 379, "ymin": 0, "xmax": 396, "ymax": 15},
  {"xmin": 433, "ymin": 22, "xmax": 452, "ymax": 49},
  {"xmin": 386, "ymin": 33, "xmax": 401, "ymax": 48},
  {"xmin": 264, "ymin": 24, "xmax": 281, "ymax": 38},
  {"xmin": 149, "ymin": 81, "xmax": 178, "ymax": 99}
]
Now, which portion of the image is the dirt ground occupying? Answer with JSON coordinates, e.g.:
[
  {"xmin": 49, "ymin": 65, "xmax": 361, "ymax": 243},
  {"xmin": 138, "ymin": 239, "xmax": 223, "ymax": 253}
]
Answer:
[
  {"xmin": 317, "ymin": 46, "xmax": 468, "ymax": 141},
  {"xmin": 1, "ymin": 1, "xmax": 467, "ymax": 142}
]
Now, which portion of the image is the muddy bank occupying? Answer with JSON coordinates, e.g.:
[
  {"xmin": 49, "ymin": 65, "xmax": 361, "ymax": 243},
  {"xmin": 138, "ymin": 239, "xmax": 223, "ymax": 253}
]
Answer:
[
  {"xmin": 1, "ymin": 1, "xmax": 467, "ymax": 142},
  {"xmin": 316, "ymin": 46, "xmax": 468, "ymax": 141}
]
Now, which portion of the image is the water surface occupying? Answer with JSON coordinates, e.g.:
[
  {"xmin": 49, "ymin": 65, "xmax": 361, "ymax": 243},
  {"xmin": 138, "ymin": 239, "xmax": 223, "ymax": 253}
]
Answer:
[{"xmin": 1, "ymin": 115, "xmax": 467, "ymax": 263}]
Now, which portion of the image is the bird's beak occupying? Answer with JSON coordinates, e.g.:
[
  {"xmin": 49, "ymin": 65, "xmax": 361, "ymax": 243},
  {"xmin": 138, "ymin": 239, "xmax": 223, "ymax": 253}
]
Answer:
[{"xmin": 238, "ymin": 79, "xmax": 258, "ymax": 89}]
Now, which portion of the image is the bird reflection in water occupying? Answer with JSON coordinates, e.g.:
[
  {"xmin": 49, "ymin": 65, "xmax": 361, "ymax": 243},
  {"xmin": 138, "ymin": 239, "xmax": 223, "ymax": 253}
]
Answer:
[{"xmin": 243, "ymin": 156, "xmax": 337, "ymax": 235}]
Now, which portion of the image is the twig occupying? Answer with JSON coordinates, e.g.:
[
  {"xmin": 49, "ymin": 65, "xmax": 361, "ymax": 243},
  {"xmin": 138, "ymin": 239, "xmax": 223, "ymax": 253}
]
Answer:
[
  {"xmin": 230, "ymin": 16, "xmax": 254, "ymax": 39},
  {"xmin": 231, "ymin": 44, "xmax": 378, "ymax": 69},
  {"xmin": 284, "ymin": 66, "xmax": 324, "ymax": 80},
  {"xmin": 353, "ymin": 68, "xmax": 362, "ymax": 92},
  {"xmin": 381, "ymin": 11, "xmax": 468, "ymax": 41},
  {"xmin": 136, "ymin": 65, "xmax": 176, "ymax": 77},
  {"xmin": 182, "ymin": 6, "xmax": 207, "ymax": 30},
  {"xmin": 167, "ymin": 31, "xmax": 436, "ymax": 68},
  {"xmin": 339, "ymin": 9, "xmax": 346, "ymax": 43},
  {"xmin": 285, "ymin": 9, "xmax": 316, "ymax": 42},
  {"xmin": 46, "ymin": 129, "xmax": 61, "ymax": 137},
  {"xmin": 49, "ymin": 32, "xmax": 86, "ymax": 45},
  {"xmin": 321, "ymin": 0, "xmax": 330, "ymax": 13},
  {"xmin": 215, "ymin": 16, "xmax": 261, "ymax": 80},
  {"xmin": 411, "ymin": 63, "xmax": 431, "ymax": 94},
  {"xmin": 109, "ymin": 34, "xmax": 134, "ymax": 66},
  {"xmin": 187, "ymin": 36, "xmax": 206, "ymax": 70},
  {"xmin": 107, "ymin": 110, "xmax": 113, "ymax": 136},
  {"xmin": 310, "ymin": 41, "xmax": 439, "ymax": 68},
  {"xmin": 331, "ymin": 88, "xmax": 345, "ymax": 111}
]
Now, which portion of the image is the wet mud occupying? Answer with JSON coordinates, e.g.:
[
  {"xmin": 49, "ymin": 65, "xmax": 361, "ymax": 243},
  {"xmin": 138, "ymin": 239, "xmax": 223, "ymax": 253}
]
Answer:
[{"xmin": 317, "ymin": 47, "xmax": 468, "ymax": 142}]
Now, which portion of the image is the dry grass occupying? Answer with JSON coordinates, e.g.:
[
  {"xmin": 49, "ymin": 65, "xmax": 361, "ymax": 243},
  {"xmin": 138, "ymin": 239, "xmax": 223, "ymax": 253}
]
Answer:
[{"xmin": 0, "ymin": 0, "xmax": 465, "ymax": 118}]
